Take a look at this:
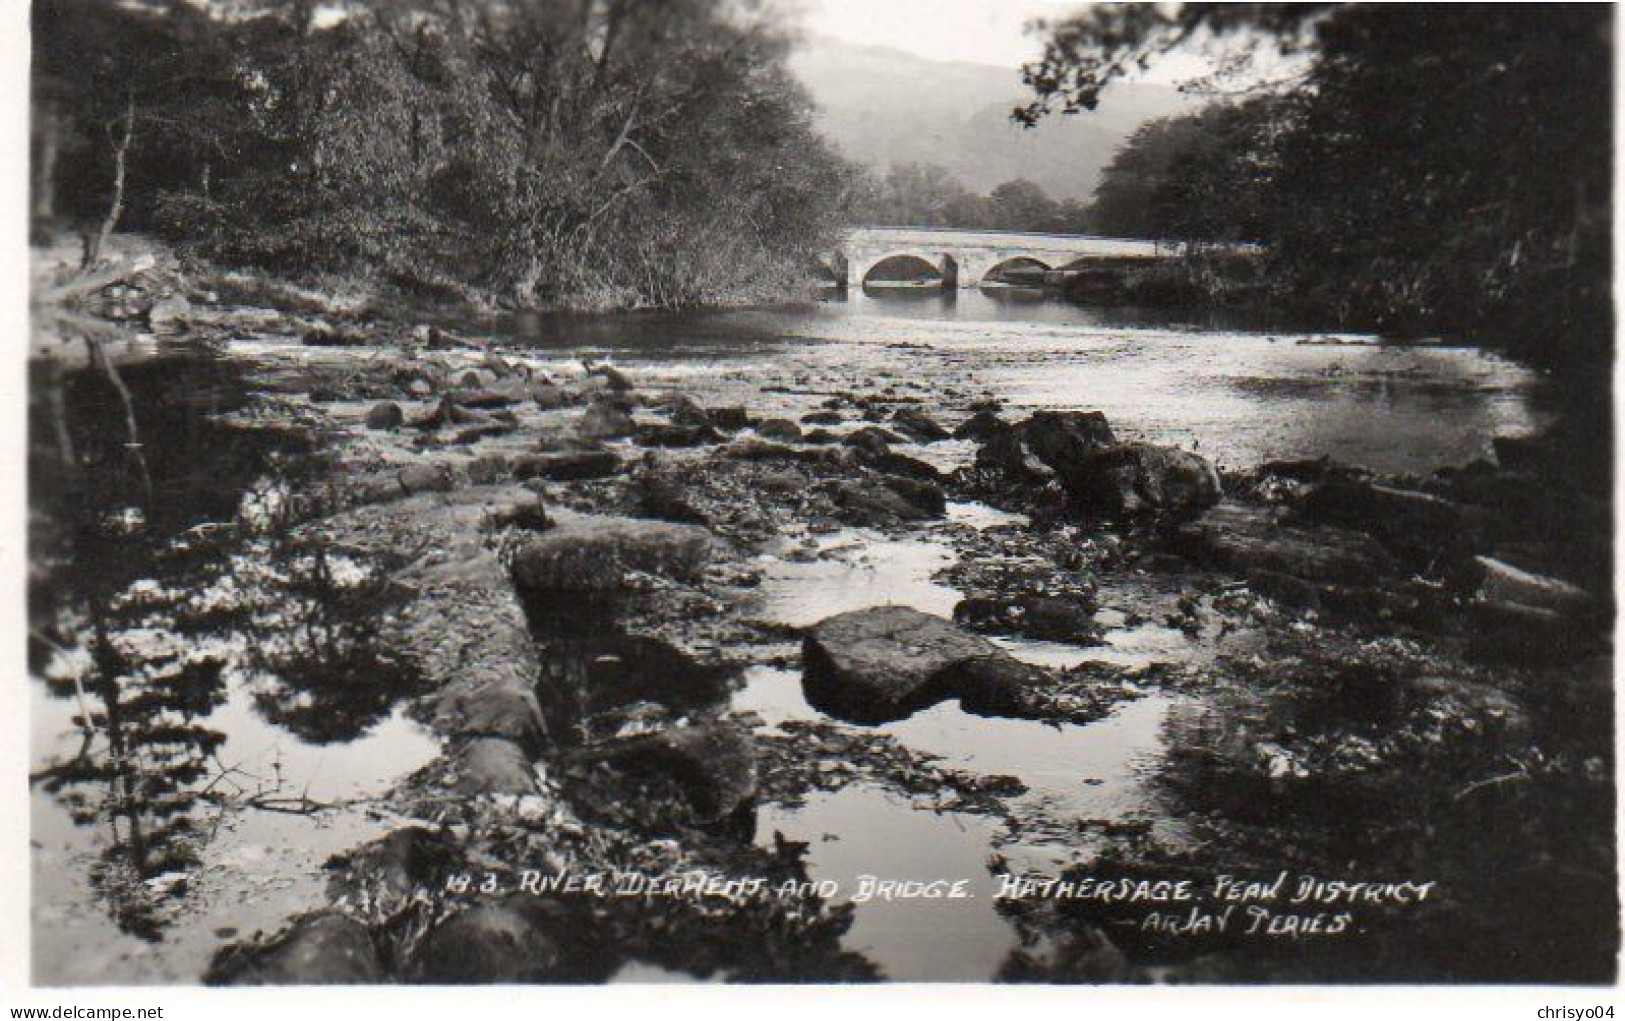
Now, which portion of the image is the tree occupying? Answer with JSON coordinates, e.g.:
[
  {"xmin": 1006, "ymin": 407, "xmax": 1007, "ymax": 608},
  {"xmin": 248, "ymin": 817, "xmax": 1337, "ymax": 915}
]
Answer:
[{"xmin": 1022, "ymin": 4, "xmax": 1612, "ymax": 376}]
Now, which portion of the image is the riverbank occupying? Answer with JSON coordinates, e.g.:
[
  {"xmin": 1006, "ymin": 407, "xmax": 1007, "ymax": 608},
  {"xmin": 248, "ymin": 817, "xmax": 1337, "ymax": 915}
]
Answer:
[{"xmin": 28, "ymin": 247, "xmax": 1616, "ymax": 984}]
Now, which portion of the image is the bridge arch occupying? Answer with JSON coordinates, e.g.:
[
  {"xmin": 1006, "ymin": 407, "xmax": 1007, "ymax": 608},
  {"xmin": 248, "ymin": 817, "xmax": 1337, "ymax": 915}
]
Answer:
[
  {"xmin": 855, "ymin": 251, "xmax": 953, "ymax": 289},
  {"xmin": 979, "ymin": 256, "xmax": 1052, "ymax": 287}
]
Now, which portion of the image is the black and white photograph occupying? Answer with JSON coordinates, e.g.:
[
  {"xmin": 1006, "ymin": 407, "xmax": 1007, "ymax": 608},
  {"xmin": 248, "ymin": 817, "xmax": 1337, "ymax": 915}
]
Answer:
[{"xmin": 13, "ymin": 0, "xmax": 1620, "ymax": 995}]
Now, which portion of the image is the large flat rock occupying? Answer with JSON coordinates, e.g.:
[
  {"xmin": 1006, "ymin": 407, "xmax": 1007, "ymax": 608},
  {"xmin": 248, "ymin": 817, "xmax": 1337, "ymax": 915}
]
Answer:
[{"xmin": 802, "ymin": 605, "xmax": 1042, "ymax": 724}]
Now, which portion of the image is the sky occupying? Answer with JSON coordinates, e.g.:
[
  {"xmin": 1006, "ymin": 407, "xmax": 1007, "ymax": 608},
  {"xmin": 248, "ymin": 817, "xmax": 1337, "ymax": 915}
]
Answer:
[{"xmin": 792, "ymin": 0, "xmax": 1214, "ymax": 81}]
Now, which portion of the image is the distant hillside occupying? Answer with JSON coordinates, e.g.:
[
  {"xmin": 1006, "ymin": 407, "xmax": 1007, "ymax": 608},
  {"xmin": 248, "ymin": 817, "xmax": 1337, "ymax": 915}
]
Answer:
[{"xmin": 787, "ymin": 35, "xmax": 1197, "ymax": 201}]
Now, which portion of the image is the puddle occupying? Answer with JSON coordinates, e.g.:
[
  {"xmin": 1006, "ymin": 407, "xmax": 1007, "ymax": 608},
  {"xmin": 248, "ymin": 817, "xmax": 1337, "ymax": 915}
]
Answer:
[
  {"xmin": 755, "ymin": 785, "xmax": 1013, "ymax": 981},
  {"xmin": 28, "ymin": 353, "xmax": 440, "ymax": 983},
  {"xmin": 944, "ymin": 500, "xmax": 1030, "ymax": 530},
  {"xmin": 754, "ymin": 531, "xmax": 960, "ymax": 626}
]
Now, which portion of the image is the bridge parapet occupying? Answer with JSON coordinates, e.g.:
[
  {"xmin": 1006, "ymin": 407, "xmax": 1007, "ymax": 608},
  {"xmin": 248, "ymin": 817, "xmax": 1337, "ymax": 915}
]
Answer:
[{"xmin": 835, "ymin": 227, "xmax": 1182, "ymax": 288}]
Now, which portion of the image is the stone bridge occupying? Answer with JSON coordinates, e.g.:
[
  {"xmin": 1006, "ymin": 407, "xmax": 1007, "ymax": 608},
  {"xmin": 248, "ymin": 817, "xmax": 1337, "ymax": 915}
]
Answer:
[{"xmin": 829, "ymin": 226, "xmax": 1180, "ymax": 289}]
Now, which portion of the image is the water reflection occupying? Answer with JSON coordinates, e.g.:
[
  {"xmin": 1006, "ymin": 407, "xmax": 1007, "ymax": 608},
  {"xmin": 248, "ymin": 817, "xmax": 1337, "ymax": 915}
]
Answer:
[{"xmin": 29, "ymin": 350, "xmax": 430, "ymax": 950}]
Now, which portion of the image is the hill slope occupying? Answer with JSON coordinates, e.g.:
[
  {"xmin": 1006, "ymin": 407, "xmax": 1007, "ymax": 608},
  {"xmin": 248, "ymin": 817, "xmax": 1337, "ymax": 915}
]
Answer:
[{"xmin": 787, "ymin": 35, "xmax": 1196, "ymax": 201}]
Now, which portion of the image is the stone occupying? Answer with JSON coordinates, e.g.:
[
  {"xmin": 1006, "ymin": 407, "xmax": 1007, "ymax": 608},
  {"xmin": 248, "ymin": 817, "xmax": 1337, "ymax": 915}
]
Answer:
[
  {"xmin": 952, "ymin": 409, "xmax": 1010, "ymax": 442},
  {"xmin": 535, "ymin": 635, "xmax": 732, "ymax": 735},
  {"xmin": 875, "ymin": 473, "xmax": 946, "ymax": 516},
  {"xmin": 754, "ymin": 418, "xmax": 803, "ymax": 442},
  {"xmin": 148, "ymin": 293, "xmax": 191, "ymax": 335},
  {"xmin": 1174, "ymin": 503, "xmax": 1397, "ymax": 586},
  {"xmin": 466, "ymin": 455, "xmax": 512, "ymax": 486},
  {"xmin": 1468, "ymin": 599, "xmax": 1593, "ymax": 665},
  {"xmin": 842, "ymin": 425, "xmax": 905, "ymax": 454},
  {"xmin": 577, "ymin": 399, "xmax": 635, "ymax": 440},
  {"xmin": 666, "ymin": 393, "xmax": 711, "ymax": 427},
  {"xmin": 802, "ymin": 606, "xmax": 1044, "ymax": 724},
  {"xmin": 953, "ymin": 594, "xmax": 1101, "ymax": 644},
  {"xmin": 1296, "ymin": 477, "xmax": 1470, "ymax": 569},
  {"xmin": 631, "ymin": 459, "xmax": 708, "ymax": 524},
  {"xmin": 453, "ymin": 421, "xmax": 517, "ymax": 445},
  {"xmin": 452, "ymin": 388, "xmax": 520, "ymax": 410},
  {"xmin": 396, "ymin": 463, "xmax": 455, "ymax": 496},
  {"xmin": 725, "ymin": 436, "xmax": 801, "ymax": 461},
  {"xmin": 454, "ymin": 737, "xmax": 537, "ymax": 796},
  {"xmin": 532, "ymin": 383, "xmax": 568, "ymax": 410},
  {"xmin": 1471, "ymin": 556, "xmax": 1592, "ymax": 615},
  {"xmin": 406, "ymin": 900, "xmax": 604, "ymax": 983},
  {"xmin": 1057, "ymin": 442, "xmax": 1221, "ymax": 519},
  {"xmin": 582, "ymin": 720, "xmax": 757, "ymax": 825},
  {"xmin": 832, "ymin": 478, "xmax": 937, "ymax": 526},
  {"xmin": 801, "ymin": 410, "xmax": 845, "ymax": 426},
  {"xmin": 1017, "ymin": 411, "xmax": 1117, "ymax": 472},
  {"xmin": 861, "ymin": 449, "xmax": 944, "ymax": 483},
  {"xmin": 208, "ymin": 913, "xmax": 384, "ymax": 985},
  {"xmin": 585, "ymin": 362, "xmax": 635, "ymax": 391},
  {"xmin": 327, "ymin": 827, "xmax": 456, "ymax": 915},
  {"xmin": 635, "ymin": 421, "xmax": 720, "ymax": 448},
  {"xmin": 1407, "ymin": 677, "xmax": 1532, "ymax": 743},
  {"xmin": 365, "ymin": 402, "xmax": 404, "ymax": 431},
  {"xmin": 513, "ymin": 448, "xmax": 621, "ymax": 481},
  {"xmin": 510, "ymin": 515, "xmax": 715, "ymax": 596},
  {"xmin": 436, "ymin": 682, "xmax": 550, "ymax": 753},
  {"xmin": 890, "ymin": 408, "xmax": 951, "ymax": 443},
  {"xmin": 708, "ymin": 406, "xmax": 750, "ymax": 431},
  {"xmin": 975, "ymin": 430, "xmax": 1055, "ymax": 486}
]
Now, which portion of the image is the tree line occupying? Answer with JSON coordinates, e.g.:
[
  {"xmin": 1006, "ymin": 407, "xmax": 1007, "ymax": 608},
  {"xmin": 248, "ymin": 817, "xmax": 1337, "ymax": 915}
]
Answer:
[
  {"xmin": 33, "ymin": 0, "xmax": 862, "ymax": 310},
  {"xmin": 1022, "ymin": 3, "xmax": 1612, "ymax": 377},
  {"xmin": 848, "ymin": 164, "xmax": 1093, "ymax": 234}
]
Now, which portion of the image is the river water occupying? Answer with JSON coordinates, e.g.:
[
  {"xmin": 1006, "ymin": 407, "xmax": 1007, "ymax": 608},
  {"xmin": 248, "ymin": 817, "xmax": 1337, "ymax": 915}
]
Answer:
[{"xmin": 29, "ymin": 287, "xmax": 1549, "ymax": 983}]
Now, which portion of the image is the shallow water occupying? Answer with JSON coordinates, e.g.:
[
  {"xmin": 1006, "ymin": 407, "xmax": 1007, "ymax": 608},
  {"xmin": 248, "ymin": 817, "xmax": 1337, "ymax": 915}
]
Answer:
[
  {"xmin": 30, "ymin": 289, "xmax": 1551, "ymax": 983},
  {"xmin": 495, "ymin": 289, "xmax": 1548, "ymax": 476}
]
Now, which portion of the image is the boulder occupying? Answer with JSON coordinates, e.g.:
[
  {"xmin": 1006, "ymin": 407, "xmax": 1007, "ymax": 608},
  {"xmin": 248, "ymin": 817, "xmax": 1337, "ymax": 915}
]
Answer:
[
  {"xmin": 1017, "ymin": 411, "xmax": 1116, "ymax": 472},
  {"xmin": 365, "ymin": 402, "xmax": 404, "ymax": 431},
  {"xmin": 532, "ymin": 383, "xmax": 568, "ymax": 410},
  {"xmin": 975, "ymin": 430, "xmax": 1055, "ymax": 486},
  {"xmin": 1468, "ymin": 599, "xmax": 1594, "ymax": 666},
  {"xmin": 208, "ymin": 913, "xmax": 384, "ymax": 985},
  {"xmin": 635, "ymin": 422, "xmax": 720, "ymax": 448},
  {"xmin": 832, "ymin": 477, "xmax": 941, "ymax": 526},
  {"xmin": 577, "ymin": 399, "xmax": 635, "ymax": 440},
  {"xmin": 630, "ymin": 457, "xmax": 708, "ymax": 524},
  {"xmin": 954, "ymin": 594, "xmax": 1101, "ymax": 644},
  {"xmin": 708, "ymin": 406, "xmax": 750, "ymax": 431},
  {"xmin": 1175, "ymin": 503, "xmax": 1396, "ymax": 586},
  {"xmin": 580, "ymin": 720, "xmax": 757, "ymax": 825},
  {"xmin": 754, "ymin": 418, "xmax": 803, "ymax": 442},
  {"xmin": 802, "ymin": 606, "xmax": 1044, "ymax": 724},
  {"xmin": 843, "ymin": 425, "xmax": 906, "ymax": 454},
  {"xmin": 406, "ymin": 899, "xmax": 606, "ymax": 984},
  {"xmin": 510, "ymin": 515, "xmax": 715, "ymax": 596},
  {"xmin": 436, "ymin": 681, "xmax": 550, "ymax": 753},
  {"xmin": 396, "ymin": 463, "xmax": 456, "ymax": 496},
  {"xmin": 1470, "ymin": 556, "xmax": 1592, "ymax": 615},
  {"xmin": 1057, "ymin": 442, "xmax": 1221, "ymax": 518},
  {"xmin": 801, "ymin": 410, "xmax": 845, "ymax": 426},
  {"xmin": 327, "ymin": 827, "xmax": 456, "ymax": 917},
  {"xmin": 952, "ymin": 409, "xmax": 1010, "ymax": 442},
  {"xmin": 871, "ymin": 445, "xmax": 945, "ymax": 479},
  {"xmin": 890, "ymin": 407, "xmax": 951, "ymax": 443},
  {"xmin": 1296, "ymin": 477, "xmax": 1470, "ymax": 569},
  {"xmin": 1407, "ymin": 677, "xmax": 1532, "ymax": 743},
  {"xmin": 454, "ymin": 737, "xmax": 537, "ymax": 796},
  {"xmin": 513, "ymin": 447, "xmax": 621, "ymax": 482},
  {"xmin": 666, "ymin": 393, "xmax": 711, "ymax": 428}
]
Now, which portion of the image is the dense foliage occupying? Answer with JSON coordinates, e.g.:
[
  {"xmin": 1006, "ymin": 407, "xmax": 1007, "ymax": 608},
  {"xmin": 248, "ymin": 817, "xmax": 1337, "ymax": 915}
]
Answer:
[
  {"xmin": 33, "ymin": 0, "xmax": 860, "ymax": 309},
  {"xmin": 850, "ymin": 163, "xmax": 1092, "ymax": 233},
  {"xmin": 1027, "ymin": 3, "xmax": 1612, "ymax": 376}
]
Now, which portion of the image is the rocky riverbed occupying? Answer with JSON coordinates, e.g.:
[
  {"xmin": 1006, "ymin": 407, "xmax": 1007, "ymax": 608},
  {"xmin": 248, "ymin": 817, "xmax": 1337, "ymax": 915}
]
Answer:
[{"xmin": 28, "ymin": 275, "xmax": 1617, "ymax": 984}]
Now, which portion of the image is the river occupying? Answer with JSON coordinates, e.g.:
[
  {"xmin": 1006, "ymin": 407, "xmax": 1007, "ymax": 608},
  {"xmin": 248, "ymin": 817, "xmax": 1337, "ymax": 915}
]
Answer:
[{"xmin": 29, "ymin": 287, "xmax": 1555, "ymax": 983}]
